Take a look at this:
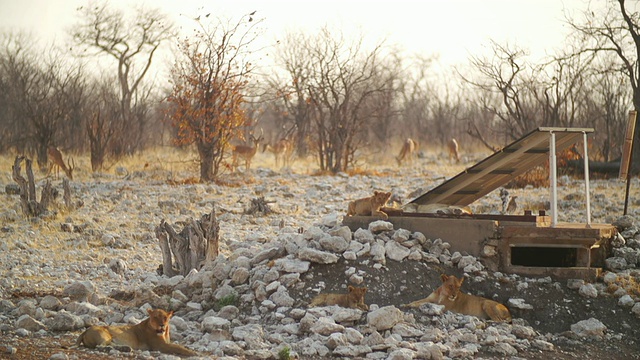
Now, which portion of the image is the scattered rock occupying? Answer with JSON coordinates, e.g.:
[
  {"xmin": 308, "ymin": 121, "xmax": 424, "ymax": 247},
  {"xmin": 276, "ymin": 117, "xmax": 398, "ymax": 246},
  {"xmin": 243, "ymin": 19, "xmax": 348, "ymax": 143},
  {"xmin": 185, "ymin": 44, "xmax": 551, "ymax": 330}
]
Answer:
[{"xmin": 570, "ymin": 318, "xmax": 607, "ymax": 339}]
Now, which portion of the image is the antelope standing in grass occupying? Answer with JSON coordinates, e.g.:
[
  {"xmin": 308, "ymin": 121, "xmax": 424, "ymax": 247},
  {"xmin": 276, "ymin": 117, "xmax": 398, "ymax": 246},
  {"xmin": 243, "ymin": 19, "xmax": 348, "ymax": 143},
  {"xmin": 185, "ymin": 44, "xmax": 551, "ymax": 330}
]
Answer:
[
  {"xmin": 264, "ymin": 138, "xmax": 293, "ymax": 168},
  {"xmin": 231, "ymin": 130, "xmax": 263, "ymax": 172},
  {"xmin": 396, "ymin": 138, "xmax": 418, "ymax": 166},
  {"xmin": 47, "ymin": 146, "xmax": 75, "ymax": 180},
  {"xmin": 448, "ymin": 138, "xmax": 460, "ymax": 163}
]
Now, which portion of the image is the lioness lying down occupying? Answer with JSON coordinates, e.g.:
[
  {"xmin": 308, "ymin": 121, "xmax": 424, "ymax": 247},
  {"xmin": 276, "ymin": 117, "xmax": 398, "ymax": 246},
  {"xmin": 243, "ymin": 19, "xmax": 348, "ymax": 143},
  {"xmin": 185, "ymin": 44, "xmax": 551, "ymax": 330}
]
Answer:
[
  {"xmin": 309, "ymin": 285, "xmax": 369, "ymax": 311},
  {"xmin": 76, "ymin": 308, "xmax": 198, "ymax": 356},
  {"xmin": 347, "ymin": 191, "xmax": 392, "ymax": 219},
  {"xmin": 404, "ymin": 274, "xmax": 512, "ymax": 322}
]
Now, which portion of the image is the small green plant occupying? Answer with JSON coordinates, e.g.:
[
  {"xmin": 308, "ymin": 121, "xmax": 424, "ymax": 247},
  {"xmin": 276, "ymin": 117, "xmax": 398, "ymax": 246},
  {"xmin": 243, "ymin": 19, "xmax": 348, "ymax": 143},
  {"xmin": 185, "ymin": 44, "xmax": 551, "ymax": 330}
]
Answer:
[
  {"xmin": 278, "ymin": 346, "xmax": 291, "ymax": 360},
  {"xmin": 216, "ymin": 293, "xmax": 238, "ymax": 309}
]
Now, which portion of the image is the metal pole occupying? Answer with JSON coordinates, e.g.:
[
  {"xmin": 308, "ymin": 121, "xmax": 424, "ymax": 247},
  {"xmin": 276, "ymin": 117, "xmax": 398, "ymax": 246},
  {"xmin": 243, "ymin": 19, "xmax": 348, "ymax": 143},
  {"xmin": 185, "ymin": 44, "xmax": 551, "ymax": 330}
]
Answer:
[
  {"xmin": 550, "ymin": 132, "xmax": 557, "ymax": 227},
  {"xmin": 582, "ymin": 132, "xmax": 591, "ymax": 227}
]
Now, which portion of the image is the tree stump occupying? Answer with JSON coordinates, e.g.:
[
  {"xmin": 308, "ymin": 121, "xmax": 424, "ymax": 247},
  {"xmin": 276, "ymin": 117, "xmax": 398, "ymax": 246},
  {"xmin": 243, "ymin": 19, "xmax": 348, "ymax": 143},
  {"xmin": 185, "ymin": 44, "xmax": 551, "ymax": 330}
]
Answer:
[
  {"xmin": 155, "ymin": 205, "xmax": 220, "ymax": 277},
  {"xmin": 63, "ymin": 178, "xmax": 83, "ymax": 211},
  {"xmin": 12, "ymin": 156, "xmax": 56, "ymax": 217}
]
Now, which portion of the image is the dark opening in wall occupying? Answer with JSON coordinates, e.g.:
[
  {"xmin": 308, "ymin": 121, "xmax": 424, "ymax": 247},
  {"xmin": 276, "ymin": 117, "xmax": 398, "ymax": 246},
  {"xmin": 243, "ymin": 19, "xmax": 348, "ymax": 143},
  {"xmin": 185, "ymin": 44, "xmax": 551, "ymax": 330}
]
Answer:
[{"xmin": 511, "ymin": 247, "xmax": 578, "ymax": 267}]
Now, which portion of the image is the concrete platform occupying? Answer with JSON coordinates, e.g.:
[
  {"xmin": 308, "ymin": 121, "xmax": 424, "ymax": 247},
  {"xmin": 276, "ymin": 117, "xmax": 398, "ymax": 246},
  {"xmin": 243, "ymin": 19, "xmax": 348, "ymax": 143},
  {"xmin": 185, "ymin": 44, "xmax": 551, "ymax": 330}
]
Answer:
[{"xmin": 342, "ymin": 213, "xmax": 617, "ymax": 280}]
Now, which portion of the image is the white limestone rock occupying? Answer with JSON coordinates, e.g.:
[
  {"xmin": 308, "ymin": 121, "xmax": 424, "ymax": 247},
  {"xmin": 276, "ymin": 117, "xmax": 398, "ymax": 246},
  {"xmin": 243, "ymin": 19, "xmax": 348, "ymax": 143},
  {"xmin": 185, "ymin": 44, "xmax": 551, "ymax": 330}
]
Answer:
[
  {"xmin": 367, "ymin": 306, "xmax": 403, "ymax": 331},
  {"xmin": 570, "ymin": 318, "xmax": 607, "ymax": 338}
]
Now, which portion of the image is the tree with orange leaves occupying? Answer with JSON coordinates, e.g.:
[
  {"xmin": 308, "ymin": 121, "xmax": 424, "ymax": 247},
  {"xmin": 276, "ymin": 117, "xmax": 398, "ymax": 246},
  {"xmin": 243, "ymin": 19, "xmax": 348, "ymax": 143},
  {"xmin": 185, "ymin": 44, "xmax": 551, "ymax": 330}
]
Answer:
[{"xmin": 166, "ymin": 12, "xmax": 263, "ymax": 181}]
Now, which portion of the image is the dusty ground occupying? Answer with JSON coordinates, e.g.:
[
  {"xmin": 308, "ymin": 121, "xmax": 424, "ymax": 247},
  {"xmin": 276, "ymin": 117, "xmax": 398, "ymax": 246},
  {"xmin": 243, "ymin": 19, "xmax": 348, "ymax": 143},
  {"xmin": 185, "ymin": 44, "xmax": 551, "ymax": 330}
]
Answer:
[
  {"xmin": 1, "ymin": 147, "xmax": 640, "ymax": 359},
  {"xmin": 289, "ymin": 257, "xmax": 640, "ymax": 360}
]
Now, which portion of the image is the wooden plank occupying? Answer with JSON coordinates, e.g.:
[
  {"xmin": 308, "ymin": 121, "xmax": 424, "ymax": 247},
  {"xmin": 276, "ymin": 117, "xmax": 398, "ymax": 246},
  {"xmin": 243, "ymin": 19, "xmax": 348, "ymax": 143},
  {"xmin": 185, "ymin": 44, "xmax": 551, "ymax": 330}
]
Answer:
[
  {"xmin": 502, "ymin": 224, "xmax": 616, "ymax": 239},
  {"xmin": 504, "ymin": 265, "xmax": 600, "ymax": 281}
]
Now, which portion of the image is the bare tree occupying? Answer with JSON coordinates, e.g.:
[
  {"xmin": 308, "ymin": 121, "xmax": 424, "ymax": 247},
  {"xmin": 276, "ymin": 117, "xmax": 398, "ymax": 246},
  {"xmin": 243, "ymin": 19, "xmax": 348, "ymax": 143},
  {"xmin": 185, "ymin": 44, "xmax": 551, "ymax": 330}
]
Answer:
[
  {"xmin": 0, "ymin": 32, "xmax": 34, "ymax": 154},
  {"xmin": 462, "ymin": 41, "xmax": 540, "ymax": 142},
  {"xmin": 85, "ymin": 76, "xmax": 120, "ymax": 172},
  {"xmin": 306, "ymin": 28, "xmax": 391, "ymax": 172},
  {"xmin": 71, "ymin": 1, "xmax": 175, "ymax": 158},
  {"xmin": 269, "ymin": 31, "xmax": 315, "ymax": 157},
  {"xmin": 567, "ymin": 0, "xmax": 640, "ymax": 171},
  {"xmin": 582, "ymin": 61, "xmax": 631, "ymax": 161},
  {"xmin": 398, "ymin": 55, "xmax": 439, "ymax": 146},
  {"xmin": 366, "ymin": 51, "xmax": 403, "ymax": 149},
  {"xmin": 0, "ymin": 32, "xmax": 87, "ymax": 167}
]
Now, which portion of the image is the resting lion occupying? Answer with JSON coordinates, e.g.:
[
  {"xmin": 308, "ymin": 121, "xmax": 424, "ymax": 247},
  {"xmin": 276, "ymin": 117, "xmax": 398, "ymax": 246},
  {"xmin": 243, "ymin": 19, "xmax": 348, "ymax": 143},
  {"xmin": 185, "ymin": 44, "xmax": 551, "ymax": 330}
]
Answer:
[
  {"xmin": 309, "ymin": 285, "xmax": 369, "ymax": 311},
  {"xmin": 404, "ymin": 274, "xmax": 511, "ymax": 322},
  {"xmin": 76, "ymin": 308, "xmax": 198, "ymax": 356},
  {"xmin": 347, "ymin": 191, "xmax": 392, "ymax": 219}
]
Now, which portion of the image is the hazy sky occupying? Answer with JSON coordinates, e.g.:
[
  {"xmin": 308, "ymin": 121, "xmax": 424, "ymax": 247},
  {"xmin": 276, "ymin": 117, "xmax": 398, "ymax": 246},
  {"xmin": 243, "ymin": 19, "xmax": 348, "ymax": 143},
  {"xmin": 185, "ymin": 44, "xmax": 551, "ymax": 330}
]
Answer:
[{"xmin": 0, "ymin": 0, "xmax": 591, "ymax": 67}]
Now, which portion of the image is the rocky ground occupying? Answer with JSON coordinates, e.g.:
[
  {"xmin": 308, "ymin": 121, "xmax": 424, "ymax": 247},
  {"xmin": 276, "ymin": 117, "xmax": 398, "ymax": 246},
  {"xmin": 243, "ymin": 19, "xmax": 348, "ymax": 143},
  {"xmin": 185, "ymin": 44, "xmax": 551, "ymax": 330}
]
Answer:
[{"xmin": 1, "ymin": 150, "xmax": 640, "ymax": 360}]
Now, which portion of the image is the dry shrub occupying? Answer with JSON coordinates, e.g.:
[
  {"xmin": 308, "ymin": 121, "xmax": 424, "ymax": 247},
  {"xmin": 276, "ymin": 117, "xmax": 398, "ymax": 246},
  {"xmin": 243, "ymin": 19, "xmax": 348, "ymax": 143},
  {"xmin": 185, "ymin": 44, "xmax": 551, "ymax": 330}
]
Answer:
[
  {"xmin": 506, "ymin": 166, "xmax": 549, "ymax": 189},
  {"xmin": 166, "ymin": 177, "xmax": 200, "ymax": 185},
  {"xmin": 309, "ymin": 167, "xmax": 390, "ymax": 177},
  {"xmin": 505, "ymin": 147, "xmax": 582, "ymax": 189},
  {"xmin": 275, "ymin": 178, "xmax": 292, "ymax": 186},
  {"xmin": 215, "ymin": 175, "xmax": 256, "ymax": 187},
  {"xmin": 607, "ymin": 275, "xmax": 640, "ymax": 299}
]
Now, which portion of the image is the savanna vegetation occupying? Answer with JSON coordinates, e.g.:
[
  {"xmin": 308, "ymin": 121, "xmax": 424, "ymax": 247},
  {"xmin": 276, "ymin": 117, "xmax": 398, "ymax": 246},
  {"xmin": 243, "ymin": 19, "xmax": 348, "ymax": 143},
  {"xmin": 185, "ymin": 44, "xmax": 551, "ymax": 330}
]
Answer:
[{"xmin": 1, "ymin": 0, "xmax": 640, "ymax": 181}]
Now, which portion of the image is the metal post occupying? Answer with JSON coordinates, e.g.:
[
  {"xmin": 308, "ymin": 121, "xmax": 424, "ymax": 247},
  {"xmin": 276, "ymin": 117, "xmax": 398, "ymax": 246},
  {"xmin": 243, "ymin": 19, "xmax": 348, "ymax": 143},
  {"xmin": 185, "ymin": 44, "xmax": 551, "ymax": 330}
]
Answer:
[
  {"xmin": 550, "ymin": 132, "xmax": 558, "ymax": 227},
  {"xmin": 582, "ymin": 132, "xmax": 591, "ymax": 227}
]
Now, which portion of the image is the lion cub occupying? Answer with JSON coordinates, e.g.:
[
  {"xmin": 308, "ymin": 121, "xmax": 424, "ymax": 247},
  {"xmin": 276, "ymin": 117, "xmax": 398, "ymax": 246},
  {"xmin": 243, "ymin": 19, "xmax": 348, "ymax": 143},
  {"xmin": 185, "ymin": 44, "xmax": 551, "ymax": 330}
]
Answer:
[
  {"xmin": 76, "ymin": 308, "xmax": 198, "ymax": 356},
  {"xmin": 346, "ymin": 191, "xmax": 392, "ymax": 219},
  {"xmin": 405, "ymin": 274, "xmax": 511, "ymax": 322},
  {"xmin": 309, "ymin": 285, "xmax": 369, "ymax": 311}
]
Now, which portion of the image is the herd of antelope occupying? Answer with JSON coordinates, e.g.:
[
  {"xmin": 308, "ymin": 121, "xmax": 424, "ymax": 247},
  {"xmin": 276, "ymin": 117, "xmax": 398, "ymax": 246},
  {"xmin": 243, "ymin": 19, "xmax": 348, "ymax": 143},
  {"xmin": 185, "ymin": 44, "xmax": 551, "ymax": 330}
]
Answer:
[
  {"xmin": 396, "ymin": 137, "xmax": 462, "ymax": 166},
  {"xmin": 229, "ymin": 129, "xmax": 295, "ymax": 173},
  {"xmin": 43, "ymin": 133, "xmax": 462, "ymax": 180}
]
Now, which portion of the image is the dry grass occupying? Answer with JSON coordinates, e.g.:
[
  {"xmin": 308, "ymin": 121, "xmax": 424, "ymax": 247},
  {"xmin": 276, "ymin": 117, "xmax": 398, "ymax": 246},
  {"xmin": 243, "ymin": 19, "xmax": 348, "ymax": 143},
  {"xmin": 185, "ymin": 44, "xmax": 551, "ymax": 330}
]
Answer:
[
  {"xmin": 607, "ymin": 275, "xmax": 640, "ymax": 299},
  {"xmin": 506, "ymin": 166, "xmax": 550, "ymax": 189},
  {"xmin": 0, "ymin": 141, "xmax": 471, "ymax": 184},
  {"xmin": 505, "ymin": 147, "xmax": 594, "ymax": 189}
]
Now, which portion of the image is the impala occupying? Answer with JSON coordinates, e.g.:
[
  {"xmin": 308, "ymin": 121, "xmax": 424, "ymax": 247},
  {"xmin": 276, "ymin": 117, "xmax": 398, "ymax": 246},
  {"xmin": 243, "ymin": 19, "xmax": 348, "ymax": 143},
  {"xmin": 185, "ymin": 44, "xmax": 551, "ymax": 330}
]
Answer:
[
  {"xmin": 264, "ymin": 138, "xmax": 293, "ymax": 168},
  {"xmin": 231, "ymin": 131, "xmax": 263, "ymax": 172},
  {"xmin": 47, "ymin": 146, "xmax": 75, "ymax": 180},
  {"xmin": 448, "ymin": 138, "xmax": 460, "ymax": 163},
  {"xmin": 396, "ymin": 138, "xmax": 417, "ymax": 166}
]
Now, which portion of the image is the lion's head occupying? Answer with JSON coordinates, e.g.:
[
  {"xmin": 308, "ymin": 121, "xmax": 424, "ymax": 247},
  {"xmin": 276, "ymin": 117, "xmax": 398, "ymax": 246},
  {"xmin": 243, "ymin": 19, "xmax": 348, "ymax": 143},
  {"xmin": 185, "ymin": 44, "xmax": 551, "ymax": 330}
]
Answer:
[
  {"xmin": 147, "ymin": 308, "xmax": 173, "ymax": 336},
  {"xmin": 372, "ymin": 191, "xmax": 392, "ymax": 207},
  {"xmin": 440, "ymin": 274, "xmax": 464, "ymax": 301}
]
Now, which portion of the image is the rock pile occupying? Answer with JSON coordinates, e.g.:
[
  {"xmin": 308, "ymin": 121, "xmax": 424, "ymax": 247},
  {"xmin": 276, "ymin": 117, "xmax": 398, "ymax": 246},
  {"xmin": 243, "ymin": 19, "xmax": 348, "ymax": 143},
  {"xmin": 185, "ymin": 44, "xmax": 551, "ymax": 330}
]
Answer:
[
  {"xmin": 6, "ymin": 212, "xmax": 637, "ymax": 360},
  {"xmin": 1, "ymin": 168, "xmax": 640, "ymax": 359}
]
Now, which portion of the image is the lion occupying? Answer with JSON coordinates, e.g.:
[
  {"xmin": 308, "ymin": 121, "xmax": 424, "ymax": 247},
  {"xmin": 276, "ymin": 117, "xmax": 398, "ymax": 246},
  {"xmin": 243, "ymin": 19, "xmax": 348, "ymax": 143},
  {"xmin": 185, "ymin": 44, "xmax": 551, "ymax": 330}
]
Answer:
[
  {"xmin": 396, "ymin": 138, "xmax": 418, "ymax": 165},
  {"xmin": 346, "ymin": 191, "xmax": 392, "ymax": 219},
  {"xmin": 404, "ymin": 274, "xmax": 511, "ymax": 322},
  {"xmin": 448, "ymin": 138, "xmax": 460, "ymax": 163},
  {"xmin": 309, "ymin": 285, "xmax": 369, "ymax": 311},
  {"xmin": 76, "ymin": 308, "xmax": 198, "ymax": 356}
]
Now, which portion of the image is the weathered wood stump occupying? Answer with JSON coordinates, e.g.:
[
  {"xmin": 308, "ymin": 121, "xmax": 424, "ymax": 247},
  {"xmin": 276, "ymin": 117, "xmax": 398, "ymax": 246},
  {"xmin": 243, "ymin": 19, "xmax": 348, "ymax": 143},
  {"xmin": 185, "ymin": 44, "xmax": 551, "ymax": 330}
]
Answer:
[
  {"xmin": 62, "ymin": 178, "xmax": 83, "ymax": 211},
  {"xmin": 12, "ymin": 156, "xmax": 56, "ymax": 217},
  {"xmin": 155, "ymin": 206, "xmax": 220, "ymax": 277}
]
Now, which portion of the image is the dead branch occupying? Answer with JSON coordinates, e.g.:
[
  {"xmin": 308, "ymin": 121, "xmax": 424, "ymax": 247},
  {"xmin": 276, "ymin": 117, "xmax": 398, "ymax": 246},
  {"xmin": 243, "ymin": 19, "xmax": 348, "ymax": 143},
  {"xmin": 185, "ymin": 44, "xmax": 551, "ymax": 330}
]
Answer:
[
  {"xmin": 244, "ymin": 196, "xmax": 274, "ymax": 215},
  {"xmin": 156, "ymin": 220, "xmax": 176, "ymax": 277},
  {"xmin": 467, "ymin": 121, "xmax": 500, "ymax": 153}
]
